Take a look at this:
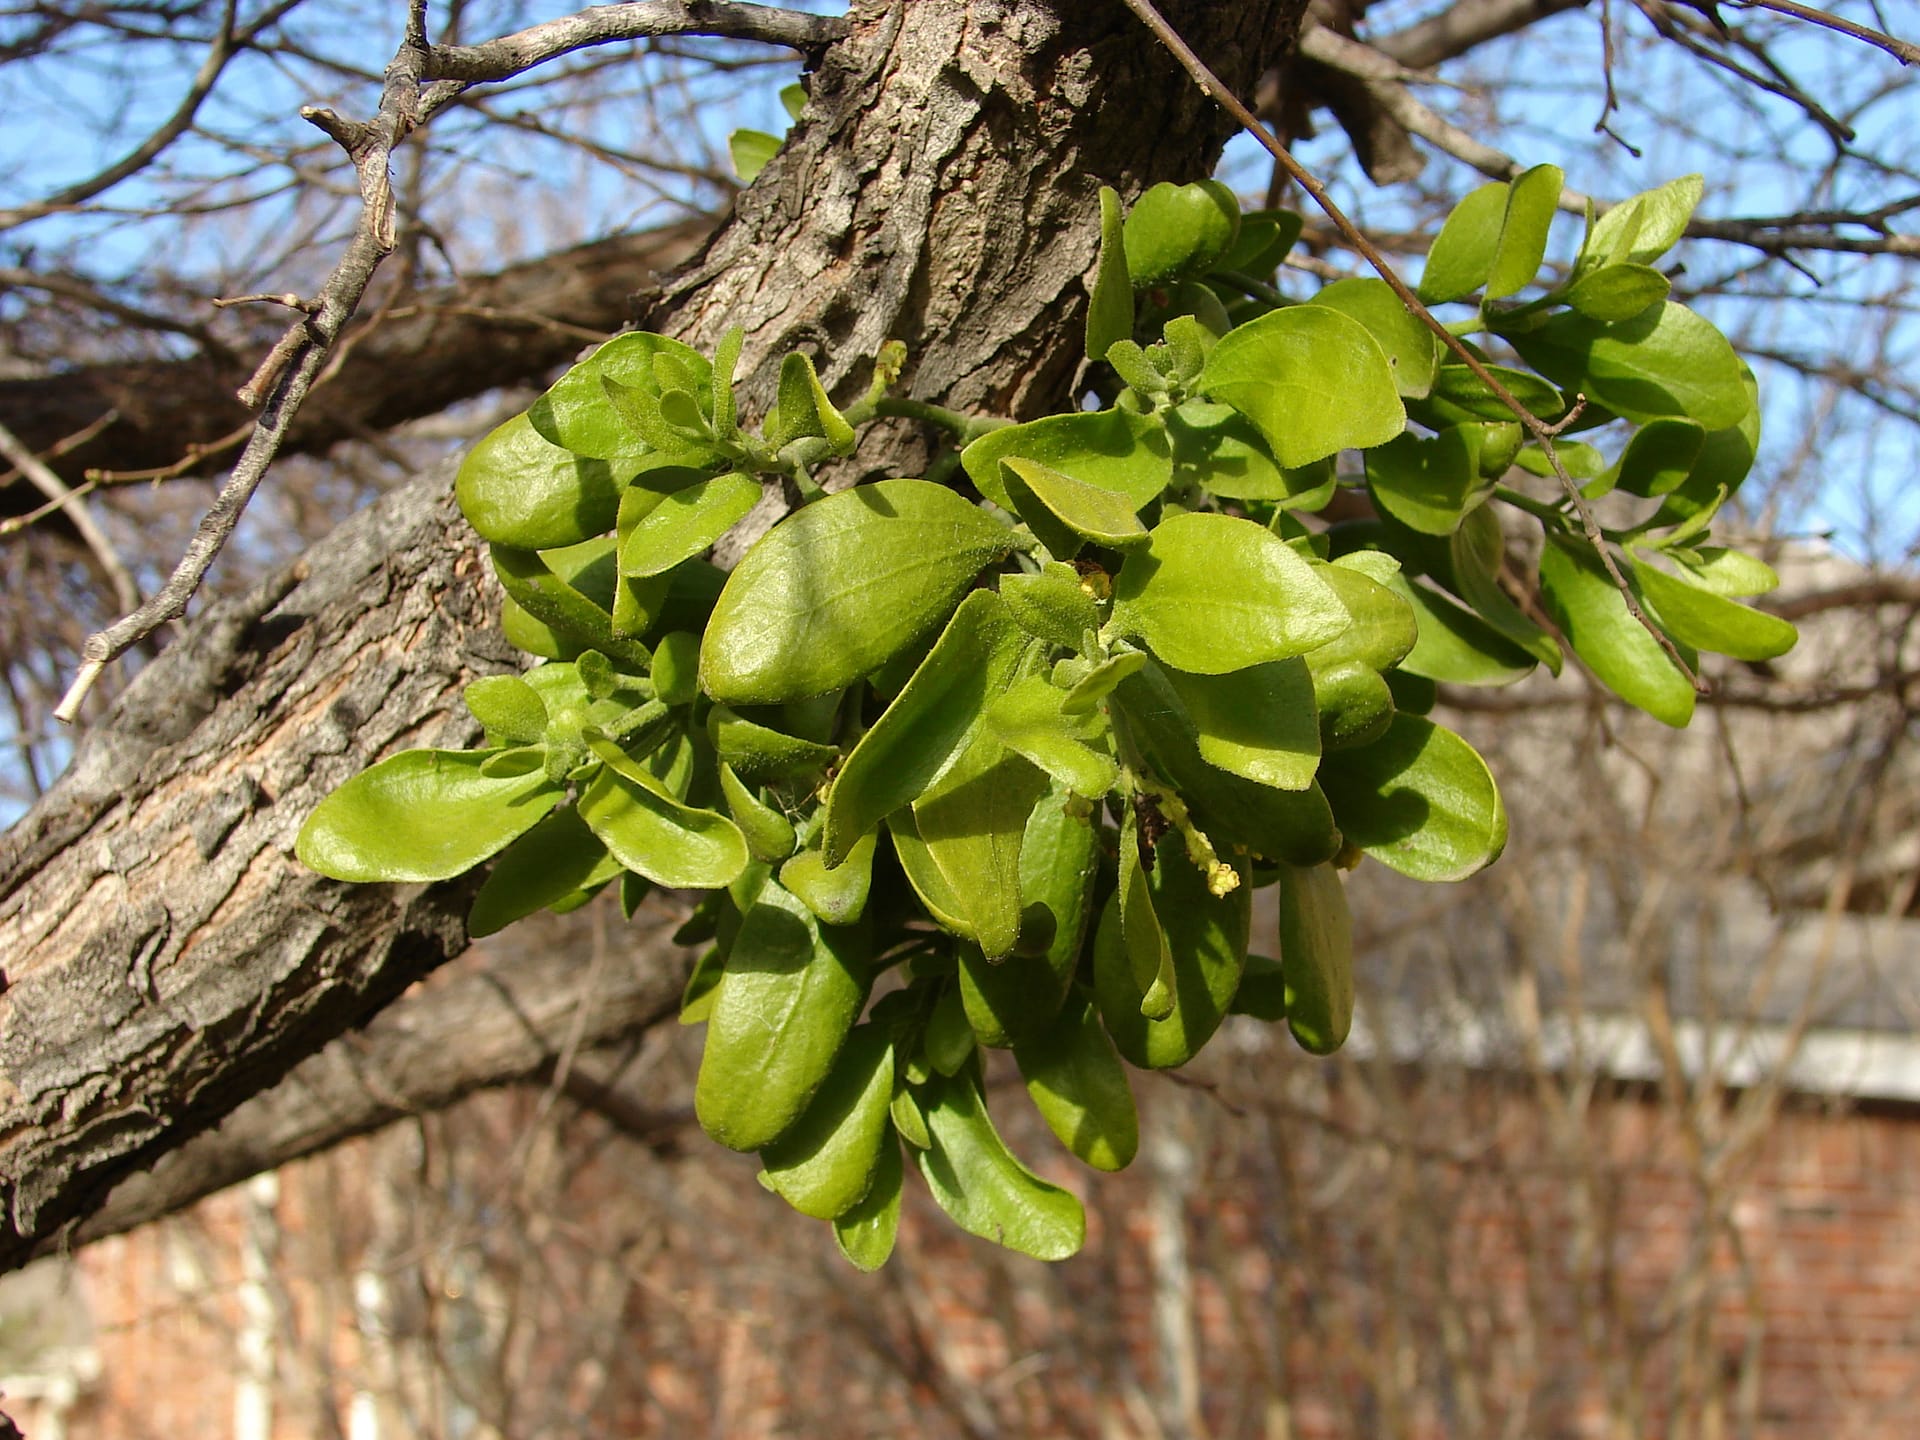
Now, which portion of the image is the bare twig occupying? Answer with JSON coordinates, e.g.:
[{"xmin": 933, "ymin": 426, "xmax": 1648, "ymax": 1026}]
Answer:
[
  {"xmin": 1729, "ymin": 0, "xmax": 1918, "ymax": 66},
  {"xmin": 1119, "ymin": 0, "xmax": 1705, "ymax": 690},
  {"xmin": 0, "ymin": 419, "xmax": 141, "ymax": 616}
]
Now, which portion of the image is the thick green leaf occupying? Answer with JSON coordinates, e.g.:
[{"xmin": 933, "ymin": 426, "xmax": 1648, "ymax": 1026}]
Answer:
[
  {"xmin": 1109, "ymin": 511, "xmax": 1349, "ymax": 674},
  {"xmin": 1365, "ymin": 428, "xmax": 1487, "ymax": 536},
  {"xmin": 1447, "ymin": 507, "xmax": 1562, "ymax": 673},
  {"xmin": 912, "ymin": 736, "xmax": 1048, "ymax": 959},
  {"xmin": 1486, "ymin": 163, "xmax": 1563, "ymax": 299},
  {"xmin": 700, "ymin": 480, "xmax": 1015, "ymax": 704},
  {"xmin": 465, "ymin": 674, "xmax": 548, "ymax": 745},
  {"xmin": 925, "ymin": 982, "xmax": 977, "ymax": 1076},
  {"xmin": 1310, "ymin": 660, "xmax": 1395, "ymax": 752},
  {"xmin": 1389, "ymin": 572, "xmax": 1537, "ymax": 686},
  {"xmin": 915, "ymin": 1063, "xmax": 1086, "ymax": 1261},
  {"xmin": 708, "ymin": 705, "xmax": 838, "ymax": 782},
  {"xmin": 620, "ymin": 471, "xmax": 761, "ymax": 577},
  {"xmin": 1230, "ymin": 953, "xmax": 1288, "ymax": 1021},
  {"xmin": 760, "ymin": 1024, "xmax": 895, "ymax": 1220},
  {"xmin": 719, "ymin": 763, "xmax": 797, "ymax": 863},
  {"xmin": 958, "ymin": 780, "xmax": 1097, "ymax": 1046},
  {"xmin": 1093, "ymin": 834, "xmax": 1251, "ymax": 1069},
  {"xmin": 887, "ymin": 808, "xmax": 974, "ymax": 940},
  {"xmin": 1001, "ymin": 564, "xmax": 1101, "ymax": 649},
  {"xmin": 729, "ymin": 127, "xmax": 782, "ymax": 182},
  {"xmin": 1112, "ymin": 662, "xmax": 1341, "ymax": 864},
  {"xmin": 1424, "ymin": 363, "xmax": 1565, "ymax": 424},
  {"xmin": 825, "ymin": 590, "xmax": 1036, "ymax": 864},
  {"xmin": 985, "ymin": 675, "xmax": 1119, "ymax": 798},
  {"xmin": 1538, "ymin": 536, "xmax": 1696, "ymax": 725},
  {"xmin": 1061, "ymin": 649, "xmax": 1148, "ymax": 715},
  {"xmin": 1666, "ymin": 545, "xmax": 1778, "ymax": 597},
  {"xmin": 1307, "ymin": 556, "xmax": 1419, "ymax": 674},
  {"xmin": 833, "ymin": 1131, "xmax": 903, "ymax": 1271},
  {"xmin": 468, "ymin": 805, "xmax": 620, "ymax": 938},
  {"xmin": 1650, "ymin": 368, "xmax": 1761, "ymax": 524},
  {"xmin": 1117, "ymin": 804, "xmax": 1172, "ymax": 1014},
  {"xmin": 1124, "ymin": 179, "xmax": 1239, "ymax": 285},
  {"xmin": 1309, "ymin": 276, "xmax": 1438, "ymax": 399},
  {"xmin": 456, "ymin": 412, "xmax": 632, "ymax": 549},
  {"xmin": 1165, "ymin": 402, "xmax": 1329, "ymax": 505},
  {"xmin": 576, "ymin": 752, "xmax": 749, "ymax": 888},
  {"xmin": 529, "ymin": 331, "xmax": 712, "ymax": 460},
  {"xmin": 491, "ymin": 541, "xmax": 652, "ymax": 670},
  {"xmin": 1087, "ymin": 186, "xmax": 1134, "ymax": 362},
  {"xmin": 1580, "ymin": 174, "xmax": 1703, "ymax": 272},
  {"xmin": 1002, "ymin": 455, "xmax": 1149, "ymax": 556},
  {"xmin": 765, "ymin": 351, "xmax": 856, "ymax": 455},
  {"xmin": 1162, "ymin": 659, "xmax": 1319, "ymax": 791},
  {"xmin": 1509, "ymin": 303, "xmax": 1747, "ymax": 429},
  {"xmin": 298, "ymin": 750, "xmax": 560, "ymax": 883},
  {"xmin": 781, "ymin": 830, "xmax": 878, "ymax": 927},
  {"xmin": 1215, "ymin": 208, "xmax": 1302, "ymax": 278},
  {"xmin": 1199, "ymin": 305, "xmax": 1406, "ymax": 467},
  {"xmin": 1319, "ymin": 713, "xmax": 1507, "ymax": 881},
  {"xmin": 1277, "ymin": 862, "xmax": 1354, "ymax": 1055},
  {"xmin": 1631, "ymin": 555, "xmax": 1797, "ymax": 661},
  {"xmin": 1418, "ymin": 181, "xmax": 1508, "ymax": 304},
  {"xmin": 1015, "ymin": 990, "xmax": 1138, "ymax": 1172},
  {"xmin": 961, "ymin": 408, "xmax": 1171, "ymax": 512},
  {"xmin": 695, "ymin": 881, "xmax": 871, "ymax": 1151},
  {"xmin": 1565, "ymin": 262, "xmax": 1670, "ymax": 322},
  {"xmin": 1598, "ymin": 417, "xmax": 1705, "ymax": 499}
]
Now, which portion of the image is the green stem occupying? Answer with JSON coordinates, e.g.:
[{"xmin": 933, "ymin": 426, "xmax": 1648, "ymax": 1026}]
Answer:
[
  {"xmin": 874, "ymin": 395, "xmax": 1008, "ymax": 444},
  {"xmin": 1211, "ymin": 269, "xmax": 1289, "ymax": 308}
]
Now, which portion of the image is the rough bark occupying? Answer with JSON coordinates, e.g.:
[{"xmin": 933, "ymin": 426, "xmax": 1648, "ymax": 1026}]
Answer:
[
  {"xmin": 0, "ymin": 221, "xmax": 711, "ymax": 498},
  {"xmin": 0, "ymin": 0, "xmax": 1312, "ymax": 1268}
]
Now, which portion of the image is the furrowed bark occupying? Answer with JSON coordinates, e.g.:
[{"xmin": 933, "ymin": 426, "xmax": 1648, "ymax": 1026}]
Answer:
[{"xmin": 0, "ymin": 0, "xmax": 1310, "ymax": 1267}]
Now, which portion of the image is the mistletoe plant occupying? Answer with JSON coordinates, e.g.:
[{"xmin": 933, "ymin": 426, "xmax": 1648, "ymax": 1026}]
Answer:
[{"xmin": 298, "ymin": 169, "xmax": 1794, "ymax": 1268}]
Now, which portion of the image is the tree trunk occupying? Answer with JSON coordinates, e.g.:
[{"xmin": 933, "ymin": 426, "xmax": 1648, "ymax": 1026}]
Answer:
[{"xmin": 0, "ymin": 0, "xmax": 1311, "ymax": 1268}]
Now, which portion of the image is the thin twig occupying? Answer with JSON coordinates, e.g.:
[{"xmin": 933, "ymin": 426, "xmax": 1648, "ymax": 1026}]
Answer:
[
  {"xmin": 1729, "ymin": 0, "xmax": 1918, "ymax": 66},
  {"xmin": 1117, "ymin": 0, "xmax": 1705, "ymax": 691},
  {"xmin": 0, "ymin": 419, "xmax": 141, "ymax": 616}
]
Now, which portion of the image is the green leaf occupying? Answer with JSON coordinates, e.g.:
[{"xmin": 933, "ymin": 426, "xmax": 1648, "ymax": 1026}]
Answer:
[
  {"xmin": 1630, "ymin": 555, "xmax": 1797, "ymax": 661},
  {"xmin": 961, "ymin": 408, "xmax": 1171, "ymax": 512},
  {"xmin": 915, "ymin": 1063, "xmax": 1087, "ymax": 1261},
  {"xmin": 455, "ymin": 412, "xmax": 631, "ymax": 550},
  {"xmin": 529, "ymin": 331, "xmax": 712, "ymax": 460},
  {"xmin": 1112, "ymin": 662, "xmax": 1342, "ymax": 865},
  {"xmin": 1093, "ymin": 834, "xmax": 1251, "ymax": 1069},
  {"xmin": 1214, "ymin": 208, "xmax": 1302, "ymax": 278},
  {"xmin": 1310, "ymin": 659, "xmax": 1395, "ymax": 751},
  {"xmin": 298, "ymin": 750, "xmax": 560, "ymax": 883},
  {"xmin": 765, "ymin": 351, "xmax": 856, "ymax": 455},
  {"xmin": 780, "ymin": 830, "xmax": 878, "ymax": 927},
  {"xmin": 1319, "ymin": 713, "xmax": 1507, "ymax": 881},
  {"xmin": 1486, "ymin": 163, "xmax": 1563, "ymax": 300},
  {"xmin": 958, "ymin": 780, "xmax": 1097, "ymax": 1046},
  {"xmin": 1001, "ymin": 455, "xmax": 1149, "ymax": 556},
  {"xmin": 679, "ymin": 944, "xmax": 725, "ymax": 1025},
  {"xmin": 1309, "ymin": 276, "xmax": 1438, "ymax": 398},
  {"xmin": 1277, "ymin": 862, "xmax": 1354, "ymax": 1055},
  {"xmin": 825, "ymin": 590, "xmax": 1037, "ymax": 864},
  {"xmin": 576, "ymin": 750, "xmax": 749, "ymax": 888},
  {"xmin": 1165, "ymin": 402, "xmax": 1329, "ymax": 505},
  {"xmin": 1124, "ymin": 179, "xmax": 1239, "ymax": 286},
  {"xmin": 1597, "ymin": 417, "xmax": 1705, "ymax": 499},
  {"xmin": 925, "ymin": 982, "xmax": 977, "ymax": 1076},
  {"xmin": 1230, "ymin": 953, "xmax": 1288, "ymax": 1021},
  {"xmin": 729, "ymin": 127, "xmax": 782, "ymax": 182},
  {"xmin": 1508, "ymin": 302, "xmax": 1748, "ymax": 429},
  {"xmin": 779, "ymin": 82, "xmax": 807, "ymax": 122},
  {"xmin": 1117, "ymin": 804, "xmax": 1172, "ymax": 1014},
  {"xmin": 700, "ymin": 480, "xmax": 1015, "ymax": 705},
  {"xmin": 696, "ymin": 881, "xmax": 871, "ymax": 1151},
  {"xmin": 887, "ymin": 807, "xmax": 974, "ymax": 939},
  {"xmin": 1087, "ymin": 186, "xmax": 1134, "ymax": 362},
  {"xmin": 1015, "ymin": 990, "xmax": 1138, "ymax": 1172},
  {"xmin": 620, "ymin": 471, "xmax": 761, "ymax": 578},
  {"xmin": 711, "ymin": 327, "xmax": 744, "ymax": 442},
  {"xmin": 1424, "ymin": 363, "xmax": 1565, "ymax": 424},
  {"xmin": 911, "ymin": 737, "xmax": 1049, "ymax": 959},
  {"xmin": 1389, "ymin": 571, "xmax": 1538, "ymax": 687},
  {"xmin": 1109, "ymin": 511, "xmax": 1349, "ymax": 673},
  {"xmin": 464, "ymin": 674, "xmax": 548, "ymax": 745},
  {"xmin": 468, "ymin": 805, "xmax": 621, "ymax": 938},
  {"xmin": 1538, "ymin": 536, "xmax": 1696, "ymax": 725},
  {"xmin": 760, "ymin": 1024, "xmax": 896, "ymax": 1220},
  {"xmin": 984, "ymin": 675, "xmax": 1119, "ymax": 798},
  {"xmin": 491, "ymin": 542, "xmax": 652, "ymax": 670},
  {"xmin": 1306, "ymin": 557, "xmax": 1419, "ymax": 674},
  {"xmin": 1162, "ymin": 659, "xmax": 1319, "ymax": 792},
  {"xmin": 1418, "ymin": 181, "xmax": 1509, "ymax": 304},
  {"xmin": 1365, "ymin": 427, "xmax": 1487, "ymax": 537},
  {"xmin": 1447, "ymin": 507, "xmax": 1562, "ymax": 673},
  {"xmin": 1000, "ymin": 565, "xmax": 1101, "ymax": 649},
  {"xmin": 1650, "ymin": 368, "xmax": 1761, "ymax": 525},
  {"xmin": 1580, "ymin": 174, "xmax": 1703, "ymax": 273},
  {"xmin": 1199, "ymin": 306, "xmax": 1406, "ymax": 467},
  {"xmin": 1061, "ymin": 650, "xmax": 1148, "ymax": 715},
  {"xmin": 719, "ymin": 763, "xmax": 798, "ymax": 863},
  {"xmin": 708, "ymin": 705, "xmax": 838, "ymax": 782},
  {"xmin": 833, "ymin": 1131, "xmax": 903, "ymax": 1271},
  {"xmin": 1666, "ymin": 545, "xmax": 1778, "ymax": 597},
  {"xmin": 1564, "ymin": 262, "xmax": 1670, "ymax": 322}
]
